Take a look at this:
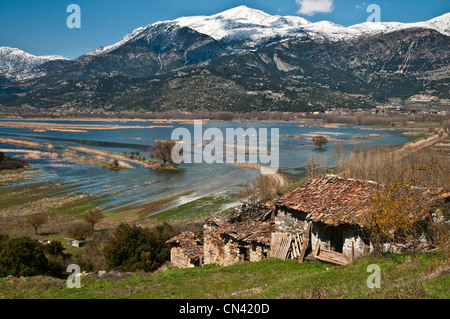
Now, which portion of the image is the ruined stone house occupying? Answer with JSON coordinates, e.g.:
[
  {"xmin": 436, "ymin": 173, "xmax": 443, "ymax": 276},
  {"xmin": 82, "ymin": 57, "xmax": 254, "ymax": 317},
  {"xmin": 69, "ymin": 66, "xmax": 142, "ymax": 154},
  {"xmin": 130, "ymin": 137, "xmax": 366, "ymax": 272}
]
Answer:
[
  {"xmin": 203, "ymin": 217, "xmax": 274, "ymax": 267},
  {"xmin": 166, "ymin": 177, "xmax": 447, "ymax": 268},
  {"xmin": 271, "ymin": 175, "xmax": 446, "ymax": 263},
  {"xmin": 272, "ymin": 176, "xmax": 378, "ymax": 261},
  {"xmin": 166, "ymin": 231, "xmax": 204, "ymax": 268},
  {"xmin": 166, "ymin": 204, "xmax": 275, "ymax": 268}
]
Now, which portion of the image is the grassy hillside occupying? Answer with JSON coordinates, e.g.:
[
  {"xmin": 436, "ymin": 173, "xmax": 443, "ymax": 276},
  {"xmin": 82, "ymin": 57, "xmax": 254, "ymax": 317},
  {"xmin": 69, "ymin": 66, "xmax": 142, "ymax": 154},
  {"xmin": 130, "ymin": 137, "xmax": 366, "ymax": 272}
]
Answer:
[{"xmin": 0, "ymin": 250, "xmax": 448, "ymax": 299}]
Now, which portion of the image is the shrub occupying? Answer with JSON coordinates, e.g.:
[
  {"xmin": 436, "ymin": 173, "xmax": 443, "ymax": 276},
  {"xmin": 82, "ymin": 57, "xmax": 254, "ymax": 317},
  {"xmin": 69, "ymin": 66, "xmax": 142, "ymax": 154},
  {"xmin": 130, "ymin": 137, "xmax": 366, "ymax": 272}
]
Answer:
[
  {"xmin": 43, "ymin": 241, "xmax": 65, "ymax": 257},
  {"xmin": 0, "ymin": 237, "xmax": 48, "ymax": 277},
  {"xmin": 103, "ymin": 223, "xmax": 177, "ymax": 272},
  {"xmin": 148, "ymin": 140, "xmax": 180, "ymax": 167},
  {"xmin": 442, "ymin": 120, "xmax": 450, "ymax": 133},
  {"xmin": 42, "ymin": 241, "xmax": 66, "ymax": 278},
  {"xmin": 0, "ymin": 152, "xmax": 28, "ymax": 171},
  {"xmin": 305, "ymin": 152, "xmax": 327, "ymax": 179},
  {"xmin": 66, "ymin": 222, "xmax": 93, "ymax": 241},
  {"xmin": 0, "ymin": 233, "xmax": 9, "ymax": 246},
  {"xmin": 79, "ymin": 232, "xmax": 111, "ymax": 272},
  {"xmin": 238, "ymin": 173, "xmax": 288, "ymax": 204}
]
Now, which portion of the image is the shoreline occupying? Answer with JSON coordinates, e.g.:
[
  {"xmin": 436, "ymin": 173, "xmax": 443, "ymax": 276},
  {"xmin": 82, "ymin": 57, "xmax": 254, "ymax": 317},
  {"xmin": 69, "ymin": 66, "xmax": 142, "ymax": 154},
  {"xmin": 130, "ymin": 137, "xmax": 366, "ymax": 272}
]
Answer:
[
  {"xmin": 0, "ymin": 121, "xmax": 174, "ymax": 131},
  {"xmin": 0, "ymin": 116, "xmax": 444, "ymax": 133}
]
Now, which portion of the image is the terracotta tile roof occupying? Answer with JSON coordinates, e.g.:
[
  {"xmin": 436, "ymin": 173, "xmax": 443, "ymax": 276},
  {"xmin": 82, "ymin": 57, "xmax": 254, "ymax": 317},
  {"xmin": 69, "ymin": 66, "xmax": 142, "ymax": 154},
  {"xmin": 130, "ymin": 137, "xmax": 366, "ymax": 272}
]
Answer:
[
  {"xmin": 274, "ymin": 175, "xmax": 379, "ymax": 227},
  {"xmin": 217, "ymin": 219, "xmax": 274, "ymax": 246},
  {"xmin": 166, "ymin": 232, "xmax": 203, "ymax": 260}
]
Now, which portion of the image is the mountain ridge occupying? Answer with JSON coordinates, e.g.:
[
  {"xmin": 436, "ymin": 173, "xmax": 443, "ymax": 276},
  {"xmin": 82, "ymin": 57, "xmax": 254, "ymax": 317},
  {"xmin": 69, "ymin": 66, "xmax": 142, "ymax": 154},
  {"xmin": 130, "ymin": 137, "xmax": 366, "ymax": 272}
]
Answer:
[{"xmin": 0, "ymin": 6, "xmax": 448, "ymax": 112}]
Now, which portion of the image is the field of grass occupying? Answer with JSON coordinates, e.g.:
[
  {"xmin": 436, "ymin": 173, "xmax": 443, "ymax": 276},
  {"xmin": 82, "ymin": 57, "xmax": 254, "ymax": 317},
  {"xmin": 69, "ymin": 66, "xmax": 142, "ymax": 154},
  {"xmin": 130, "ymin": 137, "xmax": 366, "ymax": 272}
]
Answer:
[
  {"xmin": 148, "ymin": 192, "xmax": 237, "ymax": 222},
  {"xmin": 403, "ymin": 132, "xmax": 431, "ymax": 141},
  {"xmin": 0, "ymin": 250, "xmax": 448, "ymax": 299}
]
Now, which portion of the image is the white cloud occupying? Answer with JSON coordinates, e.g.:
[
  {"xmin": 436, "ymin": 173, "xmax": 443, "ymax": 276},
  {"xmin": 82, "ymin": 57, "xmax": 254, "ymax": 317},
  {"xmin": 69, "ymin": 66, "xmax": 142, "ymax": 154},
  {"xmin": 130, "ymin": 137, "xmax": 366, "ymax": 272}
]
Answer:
[
  {"xmin": 296, "ymin": 0, "xmax": 334, "ymax": 16},
  {"xmin": 355, "ymin": 2, "xmax": 367, "ymax": 10}
]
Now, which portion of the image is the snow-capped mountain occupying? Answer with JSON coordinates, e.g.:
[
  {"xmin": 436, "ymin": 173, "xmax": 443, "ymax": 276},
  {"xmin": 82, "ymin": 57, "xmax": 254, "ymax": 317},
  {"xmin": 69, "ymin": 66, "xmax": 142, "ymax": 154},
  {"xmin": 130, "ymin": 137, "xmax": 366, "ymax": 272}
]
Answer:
[
  {"xmin": 173, "ymin": 6, "xmax": 450, "ymax": 43},
  {"xmin": 0, "ymin": 47, "xmax": 68, "ymax": 81},
  {"xmin": 84, "ymin": 5, "xmax": 450, "ymax": 57},
  {"xmin": 1, "ymin": 6, "xmax": 448, "ymax": 112},
  {"xmin": 173, "ymin": 6, "xmax": 311, "ymax": 49}
]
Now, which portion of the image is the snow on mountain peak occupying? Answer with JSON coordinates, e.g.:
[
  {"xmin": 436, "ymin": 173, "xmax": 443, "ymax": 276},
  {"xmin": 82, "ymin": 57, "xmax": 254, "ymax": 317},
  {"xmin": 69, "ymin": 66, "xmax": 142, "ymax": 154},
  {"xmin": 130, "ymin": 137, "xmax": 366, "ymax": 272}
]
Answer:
[
  {"xmin": 0, "ymin": 46, "xmax": 67, "ymax": 72},
  {"xmin": 83, "ymin": 6, "xmax": 449, "ymax": 58},
  {"xmin": 172, "ymin": 6, "xmax": 311, "ymax": 48},
  {"xmin": 171, "ymin": 6, "xmax": 449, "ymax": 46}
]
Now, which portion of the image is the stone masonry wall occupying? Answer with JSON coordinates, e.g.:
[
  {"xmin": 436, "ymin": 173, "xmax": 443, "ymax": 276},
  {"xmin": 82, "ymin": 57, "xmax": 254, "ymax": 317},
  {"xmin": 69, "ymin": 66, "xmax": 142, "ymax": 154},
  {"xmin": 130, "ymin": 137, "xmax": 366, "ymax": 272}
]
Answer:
[
  {"xmin": 203, "ymin": 225, "xmax": 242, "ymax": 267},
  {"xmin": 170, "ymin": 246, "xmax": 196, "ymax": 269},
  {"xmin": 203, "ymin": 225, "xmax": 270, "ymax": 267},
  {"xmin": 275, "ymin": 208, "xmax": 307, "ymax": 233}
]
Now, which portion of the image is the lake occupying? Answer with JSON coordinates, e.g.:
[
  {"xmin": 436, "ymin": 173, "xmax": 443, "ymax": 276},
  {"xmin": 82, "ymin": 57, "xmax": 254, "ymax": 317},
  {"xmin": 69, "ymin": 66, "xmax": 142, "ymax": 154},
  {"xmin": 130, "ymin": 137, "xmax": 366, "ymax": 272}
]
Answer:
[{"xmin": 0, "ymin": 119, "xmax": 409, "ymax": 214}]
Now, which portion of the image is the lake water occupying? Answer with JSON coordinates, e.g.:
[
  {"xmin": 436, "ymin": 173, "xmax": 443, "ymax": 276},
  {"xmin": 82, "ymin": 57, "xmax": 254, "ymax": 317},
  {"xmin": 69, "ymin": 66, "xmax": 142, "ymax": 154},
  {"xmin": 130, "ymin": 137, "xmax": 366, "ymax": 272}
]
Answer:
[{"xmin": 0, "ymin": 120, "xmax": 408, "ymax": 212}]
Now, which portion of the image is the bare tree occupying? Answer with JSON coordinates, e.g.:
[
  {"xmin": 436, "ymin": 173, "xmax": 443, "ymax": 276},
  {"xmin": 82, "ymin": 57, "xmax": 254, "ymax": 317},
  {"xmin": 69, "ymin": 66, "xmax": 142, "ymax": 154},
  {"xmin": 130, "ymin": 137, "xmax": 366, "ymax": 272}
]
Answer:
[
  {"xmin": 82, "ymin": 208, "xmax": 104, "ymax": 230},
  {"xmin": 305, "ymin": 152, "xmax": 327, "ymax": 179},
  {"xmin": 25, "ymin": 215, "xmax": 48, "ymax": 235},
  {"xmin": 238, "ymin": 173, "xmax": 288, "ymax": 204},
  {"xmin": 362, "ymin": 168, "xmax": 432, "ymax": 254},
  {"xmin": 148, "ymin": 140, "xmax": 180, "ymax": 167}
]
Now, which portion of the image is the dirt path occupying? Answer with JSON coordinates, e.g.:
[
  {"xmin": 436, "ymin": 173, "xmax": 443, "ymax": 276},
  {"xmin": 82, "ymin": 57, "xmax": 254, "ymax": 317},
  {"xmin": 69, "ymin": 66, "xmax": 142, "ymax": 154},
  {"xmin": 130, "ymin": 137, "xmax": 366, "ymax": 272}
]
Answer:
[{"xmin": 396, "ymin": 129, "xmax": 448, "ymax": 160}]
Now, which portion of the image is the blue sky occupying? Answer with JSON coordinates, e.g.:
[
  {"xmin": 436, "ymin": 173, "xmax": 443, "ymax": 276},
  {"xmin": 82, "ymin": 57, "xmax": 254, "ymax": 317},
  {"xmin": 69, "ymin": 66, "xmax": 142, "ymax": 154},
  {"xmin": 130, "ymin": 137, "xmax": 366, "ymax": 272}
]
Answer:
[{"xmin": 0, "ymin": 0, "xmax": 449, "ymax": 59}]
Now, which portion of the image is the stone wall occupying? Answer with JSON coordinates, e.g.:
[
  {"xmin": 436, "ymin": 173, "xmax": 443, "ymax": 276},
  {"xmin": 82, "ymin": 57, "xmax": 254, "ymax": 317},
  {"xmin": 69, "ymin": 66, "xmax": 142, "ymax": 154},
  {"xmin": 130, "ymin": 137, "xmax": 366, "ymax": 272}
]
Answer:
[
  {"xmin": 249, "ymin": 243, "xmax": 270, "ymax": 262},
  {"xmin": 274, "ymin": 208, "xmax": 307, "ymax": 233},
  {"xmin": 170, "ymin": 246, "xmax": 196, "ymax": 269},
  {"xmin": 203, "ymin": 224, "xmax": 270, "ymax": 267},
  {"xmin": 204, "ymin": 225, "xmax": 242, "ymax": 267}
]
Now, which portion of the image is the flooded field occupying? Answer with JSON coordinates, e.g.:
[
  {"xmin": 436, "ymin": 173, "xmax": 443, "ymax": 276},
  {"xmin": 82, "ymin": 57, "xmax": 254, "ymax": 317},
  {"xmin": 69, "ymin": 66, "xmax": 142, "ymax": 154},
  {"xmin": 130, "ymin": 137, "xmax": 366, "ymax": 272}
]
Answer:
[{"xmin": 0, "ymin": 119, "xmax": 409, "ymax": 218}]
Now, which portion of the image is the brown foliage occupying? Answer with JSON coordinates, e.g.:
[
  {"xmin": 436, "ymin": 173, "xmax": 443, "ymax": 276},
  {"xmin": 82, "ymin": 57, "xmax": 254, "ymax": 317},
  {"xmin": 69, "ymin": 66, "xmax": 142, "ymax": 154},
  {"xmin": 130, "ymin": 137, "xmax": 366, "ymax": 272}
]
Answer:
[
  {"xmin": 80, "ymin": 232, "xmax": 111, "ymax": 271},
  {"xmin": 312, "ymin": 135, "xmax": 329, "ymax": 149},
  {"xmin": 305, "ymin": 152, "xmax": 327, "ymax": 179},
  {"xmin": 362, "ymin": 169, "xmax": 430, "ymax": 253},
  {"xmin": 25, "ymin": 215, "xmax": 48, "ymax": 235},
  {"xmin": 66, "ymin": 222, "xmax": 93, "ymax": 241},
  {"xmin": 148, "ymin": 140, "xmax": 180, "ymax": 166},
  {"xmin": 238, "ymin": 173, "xmax": 288, "ymax": 204},
  {"xmin": 82, "ymin": 208, "xmax": 104, "ymax": 230}
]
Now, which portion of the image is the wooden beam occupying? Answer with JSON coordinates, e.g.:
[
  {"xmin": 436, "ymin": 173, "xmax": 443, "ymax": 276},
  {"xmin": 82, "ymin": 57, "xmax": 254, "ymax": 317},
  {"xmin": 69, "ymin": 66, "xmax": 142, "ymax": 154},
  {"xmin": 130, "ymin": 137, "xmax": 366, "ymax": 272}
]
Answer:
[
  {"xmin": 313, "ymin": 239, "xmax": 320, "ymax": 257},
  {"xmin": 298, "ymin": 223, "xmax": 312, "ymax": 263},
  {"xmin": 314, "ymin": 247, "xmax": 351, "ymax": 265},
  {"xmin": 281, "ymin": 234, "xmax": 292, "ymax": 260},
  {"xmin": 351, "ymin": 241, "xmax": 354, "ymax": 261}
]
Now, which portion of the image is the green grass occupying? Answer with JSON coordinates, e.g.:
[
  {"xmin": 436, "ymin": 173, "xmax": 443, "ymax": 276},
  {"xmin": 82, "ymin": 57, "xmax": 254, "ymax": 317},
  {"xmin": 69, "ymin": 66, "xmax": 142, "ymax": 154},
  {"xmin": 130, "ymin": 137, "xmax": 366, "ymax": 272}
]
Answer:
[
  {"xmin": 149, "ymin": 192, "xmax": 238, "ymax": 222},
  {"xmin": 0, "ymin": 250, "xmax": 448, "ymax": 299},
  {"xmin": 403, "ymin": 132, "xmax": 431, "ymax": 141}
]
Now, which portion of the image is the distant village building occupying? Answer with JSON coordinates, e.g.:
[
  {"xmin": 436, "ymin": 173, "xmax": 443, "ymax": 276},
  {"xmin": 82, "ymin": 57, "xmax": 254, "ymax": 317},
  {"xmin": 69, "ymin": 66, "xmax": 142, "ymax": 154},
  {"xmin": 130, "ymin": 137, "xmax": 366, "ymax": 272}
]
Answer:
[
  {"xmin": 408, "ymin": 94, "xmax": 438, "ymax": 102},
  {"xmin": 67, "ymin": 239, "xmax": 87, "ymax": 248}
]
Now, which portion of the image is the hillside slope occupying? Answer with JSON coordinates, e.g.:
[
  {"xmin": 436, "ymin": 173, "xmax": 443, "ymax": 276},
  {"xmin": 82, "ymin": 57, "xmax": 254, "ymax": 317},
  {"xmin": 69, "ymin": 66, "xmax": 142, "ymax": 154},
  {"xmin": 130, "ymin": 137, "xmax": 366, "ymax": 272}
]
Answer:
[{"xmin": 0, "ymin": 250, "xmax": 448, "ymax": 299}]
